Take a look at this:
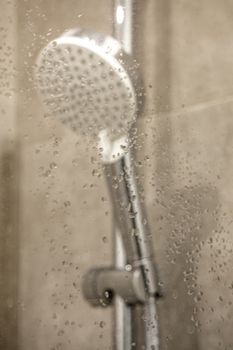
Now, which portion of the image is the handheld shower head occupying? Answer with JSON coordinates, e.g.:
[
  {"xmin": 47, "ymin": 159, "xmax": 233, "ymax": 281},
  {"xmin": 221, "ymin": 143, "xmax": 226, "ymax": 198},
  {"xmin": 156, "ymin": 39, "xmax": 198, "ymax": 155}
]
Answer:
[
  {"xmin": 34, "ymin": 28, "xmax": 143, "ymax": 143},
  {"xmin": 34, "ymin": 26, "xmax": 159, "ymax": 350}
]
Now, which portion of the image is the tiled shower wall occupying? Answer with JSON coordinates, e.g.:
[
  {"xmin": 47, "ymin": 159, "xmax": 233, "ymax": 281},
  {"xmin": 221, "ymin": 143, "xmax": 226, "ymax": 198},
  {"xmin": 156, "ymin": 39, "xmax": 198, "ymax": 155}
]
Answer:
[
  {"xmin": 0, "ymin": 2, "xmax": 18, "ymax": 349},
  {"xmin": 1, "ymin": 0, "xmax": 233, "ymax": 349}
]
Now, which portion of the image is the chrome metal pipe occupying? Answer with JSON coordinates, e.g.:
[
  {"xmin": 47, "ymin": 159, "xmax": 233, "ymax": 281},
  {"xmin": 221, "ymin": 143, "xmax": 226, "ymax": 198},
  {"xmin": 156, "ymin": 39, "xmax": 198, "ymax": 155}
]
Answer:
[
  {"xmin": 114, "ymin": 226, "xmax": 132, "ymax": 350},
  {"xmin": 112, "ymin": 2, "xmax": 135, "ymax": 349},
  {"xmin": 113, "ymin": 0, "xmax": 134, "ymax": 54},
  {"xmin": 105, "ymin": 152, "xmax": 158, "ymax": 292},
  {"xmin": 111, "ymin": 1, "xmax": 160, "ymax": 349},
  {"xmin": 105, "ymin": 150, "xmax": 160, "ymax": 350}
]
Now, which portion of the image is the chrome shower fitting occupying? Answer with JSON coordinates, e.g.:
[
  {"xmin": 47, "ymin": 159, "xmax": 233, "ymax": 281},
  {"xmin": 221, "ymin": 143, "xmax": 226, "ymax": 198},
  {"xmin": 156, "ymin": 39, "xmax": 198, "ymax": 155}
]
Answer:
[
  {"xmin": 35, "ymin": 28, "xmax": 142, "ymax": 141},
  {"xmin": 34, "ymin": 5, "xmax": 160, "ymax": 350}
]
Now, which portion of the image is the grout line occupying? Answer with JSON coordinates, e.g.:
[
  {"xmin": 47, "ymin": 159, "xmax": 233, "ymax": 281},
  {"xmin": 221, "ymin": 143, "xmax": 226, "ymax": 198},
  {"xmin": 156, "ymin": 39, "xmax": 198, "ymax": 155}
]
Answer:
[{"xmin": 146, "ymin": 93, "xmax": 233, "ymax": 119}]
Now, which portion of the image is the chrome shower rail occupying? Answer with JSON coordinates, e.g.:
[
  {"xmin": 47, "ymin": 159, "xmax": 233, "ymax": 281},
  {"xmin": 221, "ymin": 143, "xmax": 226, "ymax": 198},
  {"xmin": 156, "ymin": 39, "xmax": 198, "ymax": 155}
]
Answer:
[
  {"xmin": 112, "ymin": 1, "xmax": 160, "ymax": 350},
  {"xmin": 78, "ymin": 1, "xmax": 161, "ymax": 348},
  {"xmin": 105, "ymin": 150, "xmax": 160, "ymax": 350}
]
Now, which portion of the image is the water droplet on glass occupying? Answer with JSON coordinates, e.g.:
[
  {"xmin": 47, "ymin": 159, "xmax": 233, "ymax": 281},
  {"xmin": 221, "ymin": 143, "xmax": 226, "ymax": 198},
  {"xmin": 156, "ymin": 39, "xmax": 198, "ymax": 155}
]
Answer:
[
  {"xmin": 102, "ymin": 236, "xmax": 108, "ymax": 243},
  {"xmin": 72, "ymin": 158, "xmax": 78, "ymax": 167},
  {"xmin": 99, "ymin": 321, "xmax": 105, "ymax": 328}
]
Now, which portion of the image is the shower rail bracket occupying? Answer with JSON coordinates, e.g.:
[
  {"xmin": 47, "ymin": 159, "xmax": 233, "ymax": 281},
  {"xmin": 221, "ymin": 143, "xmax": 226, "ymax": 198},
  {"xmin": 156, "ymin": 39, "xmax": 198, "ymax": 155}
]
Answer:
[{"xmin": 82, "ymin": 267, "xmax": 148, "ymax": 307}]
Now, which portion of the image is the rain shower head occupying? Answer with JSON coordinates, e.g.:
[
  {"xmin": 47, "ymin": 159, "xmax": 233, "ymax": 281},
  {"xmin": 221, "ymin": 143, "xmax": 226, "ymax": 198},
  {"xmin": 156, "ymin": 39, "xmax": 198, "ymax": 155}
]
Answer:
[{"xmin": 34, "ymin": 28, "xmax": 143, "ymax": 141}]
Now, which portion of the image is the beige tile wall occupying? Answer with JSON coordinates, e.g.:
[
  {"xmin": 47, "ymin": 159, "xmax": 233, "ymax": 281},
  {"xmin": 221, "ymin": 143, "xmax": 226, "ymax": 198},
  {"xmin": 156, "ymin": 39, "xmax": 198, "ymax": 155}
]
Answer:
[
  {"xmin": 7, "ymin": 0, "xmax": 233, "ymax": 350},
  {"xmin": 142, "ymin": 1, "xmax": 233, "ymax": 349},
  {"xmin": 0, "ymin": 2, "xmax": 19, "ymax": 349},
  {"xmin": 18, "ymin": 2, "xmax": 113, "ymax": 350}
]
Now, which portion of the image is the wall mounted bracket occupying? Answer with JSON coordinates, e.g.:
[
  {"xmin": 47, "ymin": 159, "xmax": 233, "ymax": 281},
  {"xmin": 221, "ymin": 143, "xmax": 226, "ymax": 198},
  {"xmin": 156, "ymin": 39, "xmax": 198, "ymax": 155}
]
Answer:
[{"xmin": 82, "ymin": 267, "xmax": 148, "ymax": 307}]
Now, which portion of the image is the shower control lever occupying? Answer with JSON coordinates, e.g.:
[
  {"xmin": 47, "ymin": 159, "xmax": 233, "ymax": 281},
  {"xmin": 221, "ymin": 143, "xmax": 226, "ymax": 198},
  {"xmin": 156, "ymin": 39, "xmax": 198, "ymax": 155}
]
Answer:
[{"xmin": 82, "ymin": 267, "xmax": 147, "ymax": 307}]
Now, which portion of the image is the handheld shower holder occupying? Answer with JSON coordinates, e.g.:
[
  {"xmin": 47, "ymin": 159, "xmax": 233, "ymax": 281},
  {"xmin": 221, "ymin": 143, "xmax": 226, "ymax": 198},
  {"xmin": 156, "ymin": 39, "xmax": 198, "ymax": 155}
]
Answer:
[
  {"xmin": 82, "ymin": 263, "xmax": 162, "ymax": 307},
  {"xmin": 83, "ymin": 266, "xmax": 147, "ymax": 306}
]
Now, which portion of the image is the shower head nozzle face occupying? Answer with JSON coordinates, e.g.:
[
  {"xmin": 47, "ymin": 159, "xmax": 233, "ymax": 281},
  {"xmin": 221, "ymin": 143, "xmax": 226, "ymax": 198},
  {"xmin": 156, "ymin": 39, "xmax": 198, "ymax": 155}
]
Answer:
[{"xmin": 34, "ymin": 29, "xmax": 142, "ymax": 139}]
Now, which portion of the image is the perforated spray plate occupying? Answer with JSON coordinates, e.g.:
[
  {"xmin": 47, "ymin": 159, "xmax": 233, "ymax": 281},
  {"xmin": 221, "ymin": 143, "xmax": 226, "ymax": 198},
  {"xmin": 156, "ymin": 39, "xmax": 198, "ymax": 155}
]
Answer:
[{"xmin": 34, "ymin": 34, "xmax": 138, "ymax": 138}]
